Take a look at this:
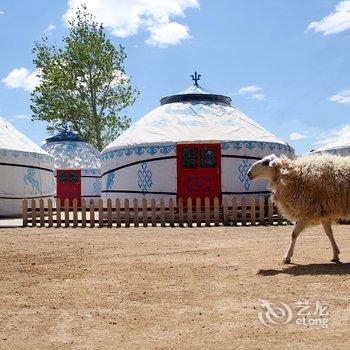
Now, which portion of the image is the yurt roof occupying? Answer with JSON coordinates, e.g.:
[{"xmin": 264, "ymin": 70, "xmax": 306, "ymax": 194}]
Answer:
[
  {"xmin": 0, "ymin": 117, "xmax": 49, "ymax": 155},
  {"xmin": 43, "ymin": 129, "xmax": 100, "ymax": 169},
  {"xmin": 311, "ymin": 135, "xmax": 350, "ymax": 155},
  {"xmin": 45, "ymin": 127, "xmax": 87, "ymax": 143},
  {"xmin": 103, "ymin": 84, "xmax": 290, "ymax": 153}
]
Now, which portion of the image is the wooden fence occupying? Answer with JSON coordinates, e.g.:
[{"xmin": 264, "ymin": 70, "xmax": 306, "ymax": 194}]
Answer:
[{"xmin": 22, "ymin": 196, "xmax": 290, "ymax": 228}]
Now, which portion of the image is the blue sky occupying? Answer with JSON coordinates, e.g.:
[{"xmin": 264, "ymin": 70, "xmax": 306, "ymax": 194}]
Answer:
[{"xmin": 0, "ymin": 0, "xmax": 349, "ymax": 154}]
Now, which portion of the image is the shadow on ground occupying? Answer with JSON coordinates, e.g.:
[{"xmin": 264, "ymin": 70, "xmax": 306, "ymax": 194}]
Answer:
[{"xmin": 257, "ymin": 263, "xmax": 350, "ymax": 276}]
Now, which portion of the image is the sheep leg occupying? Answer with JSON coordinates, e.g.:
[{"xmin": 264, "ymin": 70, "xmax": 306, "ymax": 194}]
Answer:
[
  {"xmin": 283, "ymin": 221, "xmax": 305, "ymax": 264},
  {"xmin": 321, "ymin": 221, "xmax": 340, "ymax": 262}
]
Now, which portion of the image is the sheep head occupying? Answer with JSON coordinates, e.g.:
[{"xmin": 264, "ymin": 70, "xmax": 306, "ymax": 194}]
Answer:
[{"xmin": 247, "ymin": 154, "xmax": 279, "ymax": 181}]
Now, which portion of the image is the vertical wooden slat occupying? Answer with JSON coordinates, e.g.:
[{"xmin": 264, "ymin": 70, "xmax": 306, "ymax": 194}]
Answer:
[
  {"xmin": 98, "ymin": 199, "xmax": 104, "ymax": 228},
  {"xmin": 241, "ymin": 195, "xmax": 247, "ymax": 226},
  {"xmin": 56, "ymin": 198, "xmax": 61, "ymax": 228},
  {"xmin": 205, "ymin": 197, "xmax": 210, "ymax": 227},
  {"xmin": 107, "ymin": 198, "xmax": 112, "ymax": 228},
  {"xmin": 90, "ymin": 199, "xmax": 95, "ymax": 228},
  {"xmin": 72, "ymin": 199, "xmax": 78, "ymax": 227},
  {"xmin": 22, "ymin": 199, "xmax": 28, "ymax": 227},
  {"xmin": 268, "ymin": 196, "xmax": 274, "ymax": 225},
  {"xmin": 151, "ymin": 198, "xmax": 157, "ymax": 227},
  {"xmin": 115, "ymin": 199, "xmax": 121, "ymax": 228},
  {"xmin": 178, "ymin": 198, "xmax": 184, "ymax": 227},
  {"xmin": 142, "ymin": 198, "xmax": 148, "ymax": 227},
  {"xmin": 223, "ymin": 197, "xmax": 228, "ymax": 225},
  {"xmin": 81, "ymin": 199, "xmax": 86, "ymax": 228},
  {"xmin": 133, "ymin": 198, "xmax": 139, "ymax": 227},
  {"xmin": 31, "ymin": 199, "xmax": 36, "ymax": 227},
  {"xmin": 214, "ymin": 197, "xmax": 220, "ymax": 226},
  {"xmin": 232, "ymin": 196, "xmax": 237, "ymax": 226},
  {"xmin": 39, "ymin": 199, "xmax": 45, "ymax": 227},
  {"xmin": 250, "ymin": 195, "xmax": 256, "ymax": 226},
  {"xmin": 160, "ymin": 198, "xmax": 165, "ymax": 227},
  {"xmin": 48, "ymin": 199, "xmax": 53, "ymax": 228},
  {"xmin": 169, "ymin": 198, "xmax": 175, "ymax": 227},
  {"xmin": 187, "ymin": 198, "xmax": 193, "ymax": 227},
  {"xmin": 259, "ymin": 195, "xmax": 265, "ymax": 226},
  {"xmin": 124, "ymin": 199, "xmax": 130, "ymax": 228},
  {"xmin": 195, "ymin": 197, "xmax": 201, "ymax": 227},
  {"xmin": 64, "ymin": 198, "xmax": 70, "ymax": 228}
]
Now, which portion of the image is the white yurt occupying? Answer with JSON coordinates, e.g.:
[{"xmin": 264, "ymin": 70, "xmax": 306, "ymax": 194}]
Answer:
[
  {"xmin": 0, "ymin": 117, "xmax": 55, "ymax": 217},
  {"xmin": 42, "ymin": 127, "xmax": 101, "ymax": 204},
  {"xmin": 101, "ymin": 77, "xmax": 294, "ymax": 205},
  {"xmin": 310, "ymin": 134, "xmax": 350, "ymax": 156}
]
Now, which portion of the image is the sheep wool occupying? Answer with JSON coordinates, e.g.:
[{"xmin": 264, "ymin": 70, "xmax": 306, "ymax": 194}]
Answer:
[{"xmin": 270, "ymin": 154, "xmax": 350, "ymax": 225}]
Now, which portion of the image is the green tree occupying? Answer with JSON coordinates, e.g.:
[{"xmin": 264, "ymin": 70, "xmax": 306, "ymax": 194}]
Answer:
[{"xmin": 31, "ymin": 5, "xmax": 138, "ymax": 150}]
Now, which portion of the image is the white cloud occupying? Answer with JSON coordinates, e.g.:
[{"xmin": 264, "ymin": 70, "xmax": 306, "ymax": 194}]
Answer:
[
  {"xmin": 146, "ymin": 22, "xmax": 190, "ymax": 47},
  {"xmin": 329, "ymin": 89, "xmax": 350, "ymax": 104},
  {"xmin": 290, "ymin": 132, "xmax": 307, "ymax": 141},
  {"xmin": 0, "ymin": 9, "xmax": 4, "ymax": 15},
  {"xmin": 316, "ymin": 124, "xmax": 350, "ymax": 145},
  {"xmin": 2, "ymin": 68, "xmax": 41, "ymax": 92},
  {"xmin": 238, "ymin": 85, "xmax": 262, "ymax": 94},
  {"xmin": 44, "ymin": 24, "xmax": 56, "ymax": 33},
  {"xmin": 252, "ymin": 93, "xmax": 266, "ymax": 101},
  {"xmin": 63, "ymin": 0, "xmax": 199, "ymax": 47},
  {"xmin": 236, "ymin": 85, "xmax": 266, "ymax": 101},
  {"xmin": 307, "ymin": 1, "xmax": 350, "ymax": 35},
  {"xmin": 15, "ymin": 114, "xmax": 31, "ymax": 120}
]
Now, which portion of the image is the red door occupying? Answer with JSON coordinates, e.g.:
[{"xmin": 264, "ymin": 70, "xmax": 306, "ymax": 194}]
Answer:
[
  {"xmin": 57, "ymin": 169, "xmax": 81, "ymax": 205},
  {"xmin": 177, "ymin": 144, "xmax": 221, "ymax": 203}
]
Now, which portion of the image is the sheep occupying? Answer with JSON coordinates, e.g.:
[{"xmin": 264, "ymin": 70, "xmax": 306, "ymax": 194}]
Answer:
[{"xmin": 247, "ymin": 153, "xmax": 350, "ymax": 264}]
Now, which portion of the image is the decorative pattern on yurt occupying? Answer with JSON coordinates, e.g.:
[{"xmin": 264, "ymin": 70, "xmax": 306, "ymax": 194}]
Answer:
[
  {"xmin": 42, "ymin": 128, "xmax": 101, "ymax": 204},
  {"xmin": 0, "ymin": 117, "xmax": 55, "ymax": 216},
  {"xmin": 101, "ymin": 77, "xmax": 294, "ymax": 205}
]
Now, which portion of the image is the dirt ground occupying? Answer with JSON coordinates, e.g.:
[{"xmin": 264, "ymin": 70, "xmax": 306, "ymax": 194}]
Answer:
[{"xmin": 0, "ymin": 225, "xmax": 349, "ymax": 350}]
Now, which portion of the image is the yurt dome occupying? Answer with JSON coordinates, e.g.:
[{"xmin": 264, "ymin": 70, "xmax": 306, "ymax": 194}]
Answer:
[
  {"xmin": 0, "ymin": 117, "xmax": 55, "ymax": 216},
  {"xmin": 101, "ymin": 76, "xmax": 294, "ymax": 205},
  {"xmin": 310, "ymin": 136, "xmax": 350, "ymax": 156},
  {"xmin": 42, "ymin": 127, "xmax": 101, "ymax": 204}
]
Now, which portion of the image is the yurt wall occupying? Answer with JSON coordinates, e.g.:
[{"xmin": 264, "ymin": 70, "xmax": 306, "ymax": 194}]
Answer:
[{"xmin": 0, "ymin": 118, "xmax": 55, "ymax": 217}]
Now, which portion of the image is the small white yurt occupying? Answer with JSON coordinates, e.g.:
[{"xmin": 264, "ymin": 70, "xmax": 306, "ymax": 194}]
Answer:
[
  {"xmin": 42, "ymin": 127, "xmax": 101, "ymax": 204},
  {"xmin": 310, "ymin": 135, "xmax": 350, "ymax": 156},
  {"xmin": 101, "ymin": 77, "xmax": 294, "ymax": 205},
  {"xmin": 0, "ymin": 117, "xmax": 55, "ymax": 216}
]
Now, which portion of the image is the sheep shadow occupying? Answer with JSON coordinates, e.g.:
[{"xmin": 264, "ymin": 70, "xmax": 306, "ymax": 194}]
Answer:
[{"xmin": 257, "ymin": 262, "xmax": 350, "ymax": 276}]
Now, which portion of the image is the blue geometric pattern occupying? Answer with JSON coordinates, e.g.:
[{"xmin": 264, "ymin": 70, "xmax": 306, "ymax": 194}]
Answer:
[
  {"xmin": 137, "ymin": 162, "xmax": 153, "ymax": 194},
  {"xmin": 93, "ymin": 178, "xmax": 101, "ymax": 195},
  {"xmin": 101, "ymin": 141, "xmax": 293, "ymax": 160},
  {"xmin": 238, "ymin": 159, "xmax": 252, "ymax": 191}
]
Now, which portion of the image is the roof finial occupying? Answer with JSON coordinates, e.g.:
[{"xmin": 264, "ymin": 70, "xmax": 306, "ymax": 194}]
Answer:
[{"xmin": 190, "ymin": 71, "xmax": 201, "ymax": 87}]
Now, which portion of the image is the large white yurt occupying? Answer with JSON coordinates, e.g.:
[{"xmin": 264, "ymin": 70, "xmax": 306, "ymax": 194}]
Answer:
[
  {"xmin": 0, "ymin": 117, "xmax": 55, "ymax": 216},
  {"xmin": 101, "ymin": 78, "xmax": 294, "ymax": 205},
  {"xmin": 42, "ymin": 128, "xmax": 101, "ymax": 204},
  {"xmin": 310, "ymin": 134, "xmax": 350, "ymax": 156}
]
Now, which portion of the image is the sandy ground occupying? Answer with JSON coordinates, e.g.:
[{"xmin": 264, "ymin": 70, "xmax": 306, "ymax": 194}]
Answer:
[{"xmin": 0, "ymin": 225, "xmax": 349, "ymax": 350}]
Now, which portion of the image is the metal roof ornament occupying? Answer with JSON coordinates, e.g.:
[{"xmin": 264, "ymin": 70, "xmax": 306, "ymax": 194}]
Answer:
[{"xmin": 190, "ymin": 71, "xmax": 201, "ymax": 87}]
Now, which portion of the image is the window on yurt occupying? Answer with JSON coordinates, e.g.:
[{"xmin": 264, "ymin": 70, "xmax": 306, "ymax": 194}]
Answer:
[
  {"xmin": 70, "ymin": 172, "xmax": 80, "ymax": 184},
  {"xmin": 200, "ymin": 147, "xmax": 217, "ymax": 168},
  {"xmin": 180, "ymin": 145, "xmax": 217, "ymax": 169},
  {"xmin": 182, "ymin": 147, "xmax": 198, "ymax": 168},
  {"xmin": 59, "ymin": 171, "xmax": 69, "ymax": 184}
]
